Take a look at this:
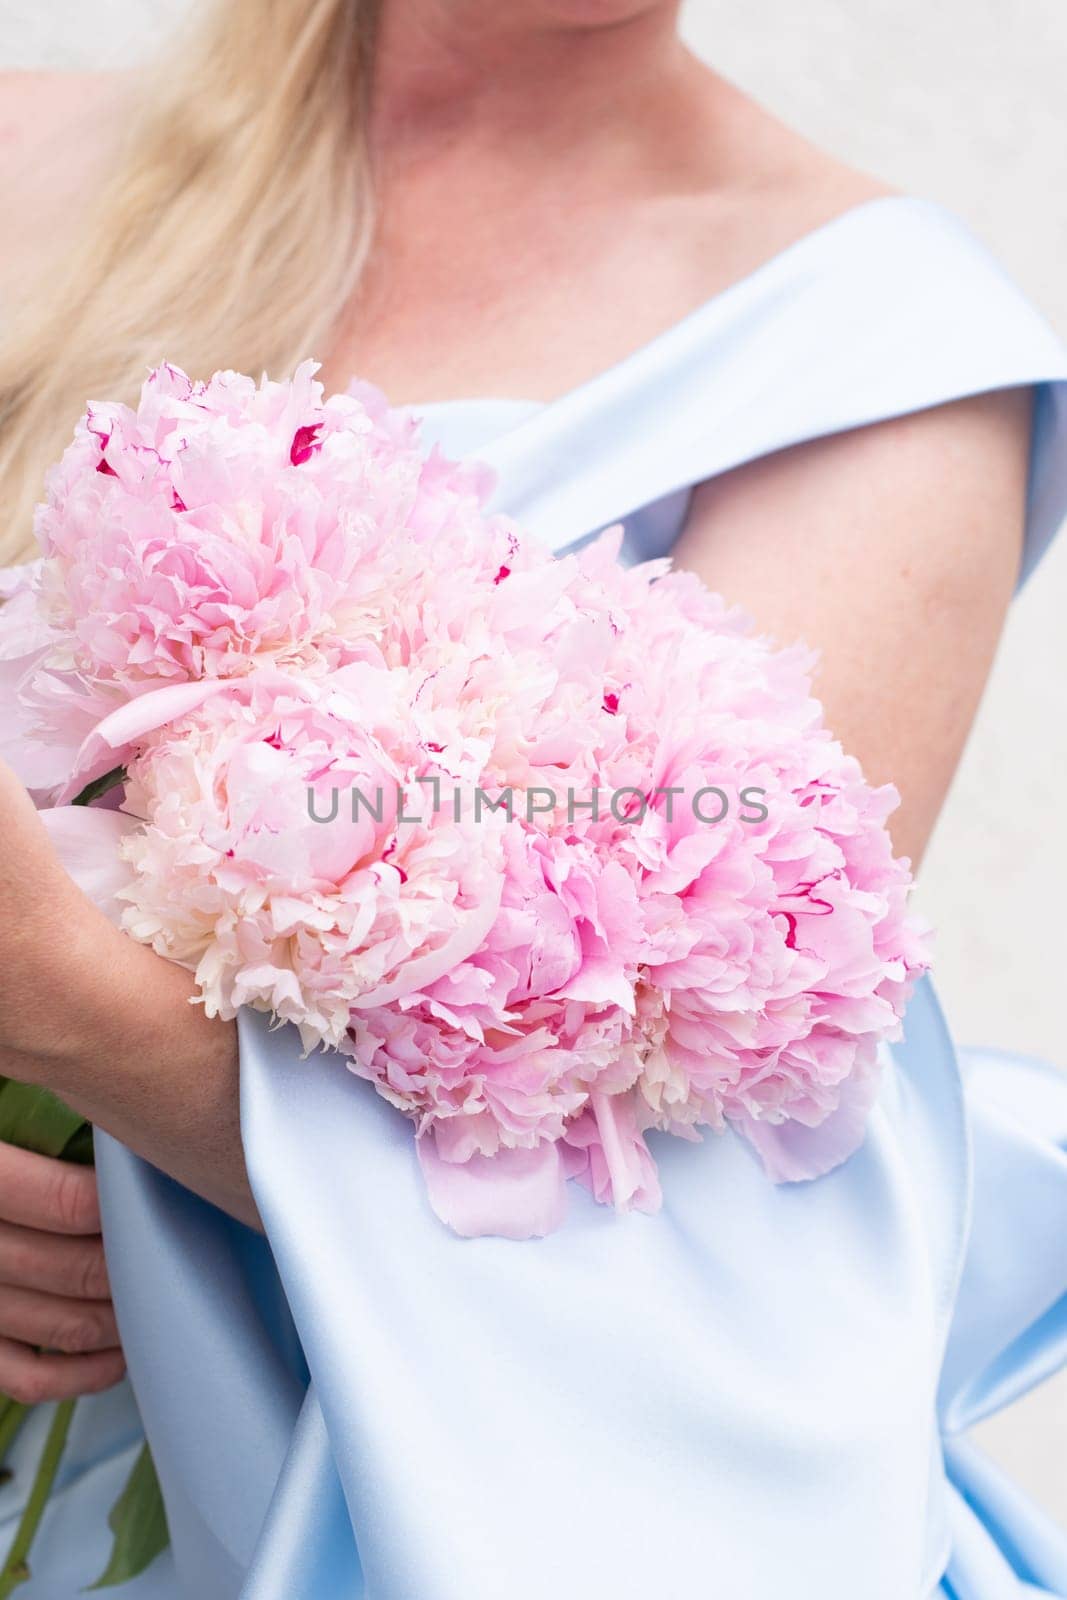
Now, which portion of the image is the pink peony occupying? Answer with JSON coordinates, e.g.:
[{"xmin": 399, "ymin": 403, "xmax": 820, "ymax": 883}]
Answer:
[
  {"xmin": 118, "ymin": 667, "xmax": 507, "ymax": 1055},
  {"xmin": 2, "ymin": 362, "xmax": 931, "ymax": 1238}
]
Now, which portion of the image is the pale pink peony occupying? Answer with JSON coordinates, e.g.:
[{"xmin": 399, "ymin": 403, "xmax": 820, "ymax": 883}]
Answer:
[{"xmin": 117, "ymin": 667, "xmax": 508, "ymax": 1055}]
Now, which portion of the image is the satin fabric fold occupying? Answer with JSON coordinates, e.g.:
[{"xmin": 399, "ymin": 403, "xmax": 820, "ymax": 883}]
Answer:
[{"xmin": 234, "ymin": 980, "xmax": 963, "ymax": 1599}]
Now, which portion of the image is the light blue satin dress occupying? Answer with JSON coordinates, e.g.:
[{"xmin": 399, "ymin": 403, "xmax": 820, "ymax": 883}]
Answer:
[{"xmin": 4, "ymin": 195, "xmax": 1067, "ymax": 1599}]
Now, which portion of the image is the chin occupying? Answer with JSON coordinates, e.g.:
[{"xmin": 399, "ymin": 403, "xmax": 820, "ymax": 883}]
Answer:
[{"xmin": 528, "ymin": 0, "xmax": 668, "ymax": 25}]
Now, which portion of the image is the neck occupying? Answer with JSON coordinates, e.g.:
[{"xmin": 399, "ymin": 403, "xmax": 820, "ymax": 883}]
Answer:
[{"xmin": 367, "ymin": 2, "xmax": 690, "ymax": 172}]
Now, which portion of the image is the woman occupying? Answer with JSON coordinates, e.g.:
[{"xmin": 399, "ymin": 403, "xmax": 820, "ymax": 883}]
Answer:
[{"xmin": 0, "ymin": 1, "xmax": 1065, "ymax": 1595}]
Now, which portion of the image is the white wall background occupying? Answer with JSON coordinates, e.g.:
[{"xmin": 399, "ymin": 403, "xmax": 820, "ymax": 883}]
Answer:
[{"xmin": 2, "ymin": 0, "xmax": 1065, "ymax": 1534}]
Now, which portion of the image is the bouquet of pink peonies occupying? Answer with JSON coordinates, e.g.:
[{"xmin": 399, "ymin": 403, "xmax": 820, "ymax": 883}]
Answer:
[{"xmin": 2, "ymin": 361, "xmax": 929, "ymax": 1243}]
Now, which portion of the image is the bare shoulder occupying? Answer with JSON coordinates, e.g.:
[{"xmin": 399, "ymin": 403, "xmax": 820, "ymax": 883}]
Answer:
[
  {"xmin": 676, "ymin": 63, "xmax": 897, "ymax": 292},
  {"xmin": 728, "ymin": 86, "xmax": 895, "ymax": 216},
  {"xmin": 0, "ymin": 70, "xmax": 129, "ymax": 306}
]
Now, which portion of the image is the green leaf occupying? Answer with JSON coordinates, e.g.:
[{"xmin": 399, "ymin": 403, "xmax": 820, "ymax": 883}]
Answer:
[
  {"xmin": 0, "ymin": 1401, "xmax": 28, "ymax": 1476},
  {"xmin": 88, "ymin": 1445, "xmax": 168, "ymax": 1590},
  {"xmin": 71, "ymin": 767, "xmax": 126, "ymax": 808},
  {"xmin": 0, "ymin": 1082, "xmax": 90, "ymax": 1162}
]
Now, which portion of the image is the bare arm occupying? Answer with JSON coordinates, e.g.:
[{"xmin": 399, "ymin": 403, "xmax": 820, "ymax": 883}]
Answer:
[
  {"xmin": 0, "ymin": 763, "xmax": 257, "ymax": 1229},
  {"xmin": 673, "ymin": 389, "xmax": 1033, "ymax": 866}
]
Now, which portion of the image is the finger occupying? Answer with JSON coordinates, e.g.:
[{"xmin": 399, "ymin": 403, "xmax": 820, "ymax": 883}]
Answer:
[
  {"xmin": 0, "ymin": 1284, "xmax": 120, "ymax": 1354},
  {"xmin": 0, "ymin": 1336, "xmax": 126, "ymax": 1406},
  {"xmin": 0, "ymin": 1219, "xmax": 110, "ymax": 1300},
  {"xmin": 0, "ymin": 1143, "xmax": 101, "ymax": 1234}
]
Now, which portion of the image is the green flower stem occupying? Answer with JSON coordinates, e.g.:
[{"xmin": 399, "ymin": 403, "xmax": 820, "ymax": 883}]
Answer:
[{"xmin": 0, "ymin": 1399, "xmax": 75, "ymax": 1599}]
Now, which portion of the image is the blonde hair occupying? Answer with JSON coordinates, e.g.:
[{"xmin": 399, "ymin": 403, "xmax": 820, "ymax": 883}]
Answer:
[{"xmin": 0, "ymin": 0, "xmax": 377, "ymax": 565}]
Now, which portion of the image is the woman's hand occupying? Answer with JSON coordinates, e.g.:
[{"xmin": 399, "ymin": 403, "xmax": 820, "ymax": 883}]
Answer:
[
  {"xmin": 0, "ymin": 761, "xmax": 260, "ymax": 1230},
  {"xmin": 0, "ymin": 1144, "xmax": 125, "ymax": 1404}
]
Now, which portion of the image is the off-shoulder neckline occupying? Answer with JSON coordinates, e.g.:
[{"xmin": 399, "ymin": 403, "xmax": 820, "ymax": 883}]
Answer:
[{"xmin": 393, "ymin": 195, "xmax": 935, "ymax": 418}]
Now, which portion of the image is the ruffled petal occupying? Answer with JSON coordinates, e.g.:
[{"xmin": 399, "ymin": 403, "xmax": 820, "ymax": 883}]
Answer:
[
  {"xmin": 39, "ymin": 805, "xmax": 139, "ymax": 924},
  {"xmin": 416, "ymin": 1136, "xmax": 569, "ymax": 1240}
]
